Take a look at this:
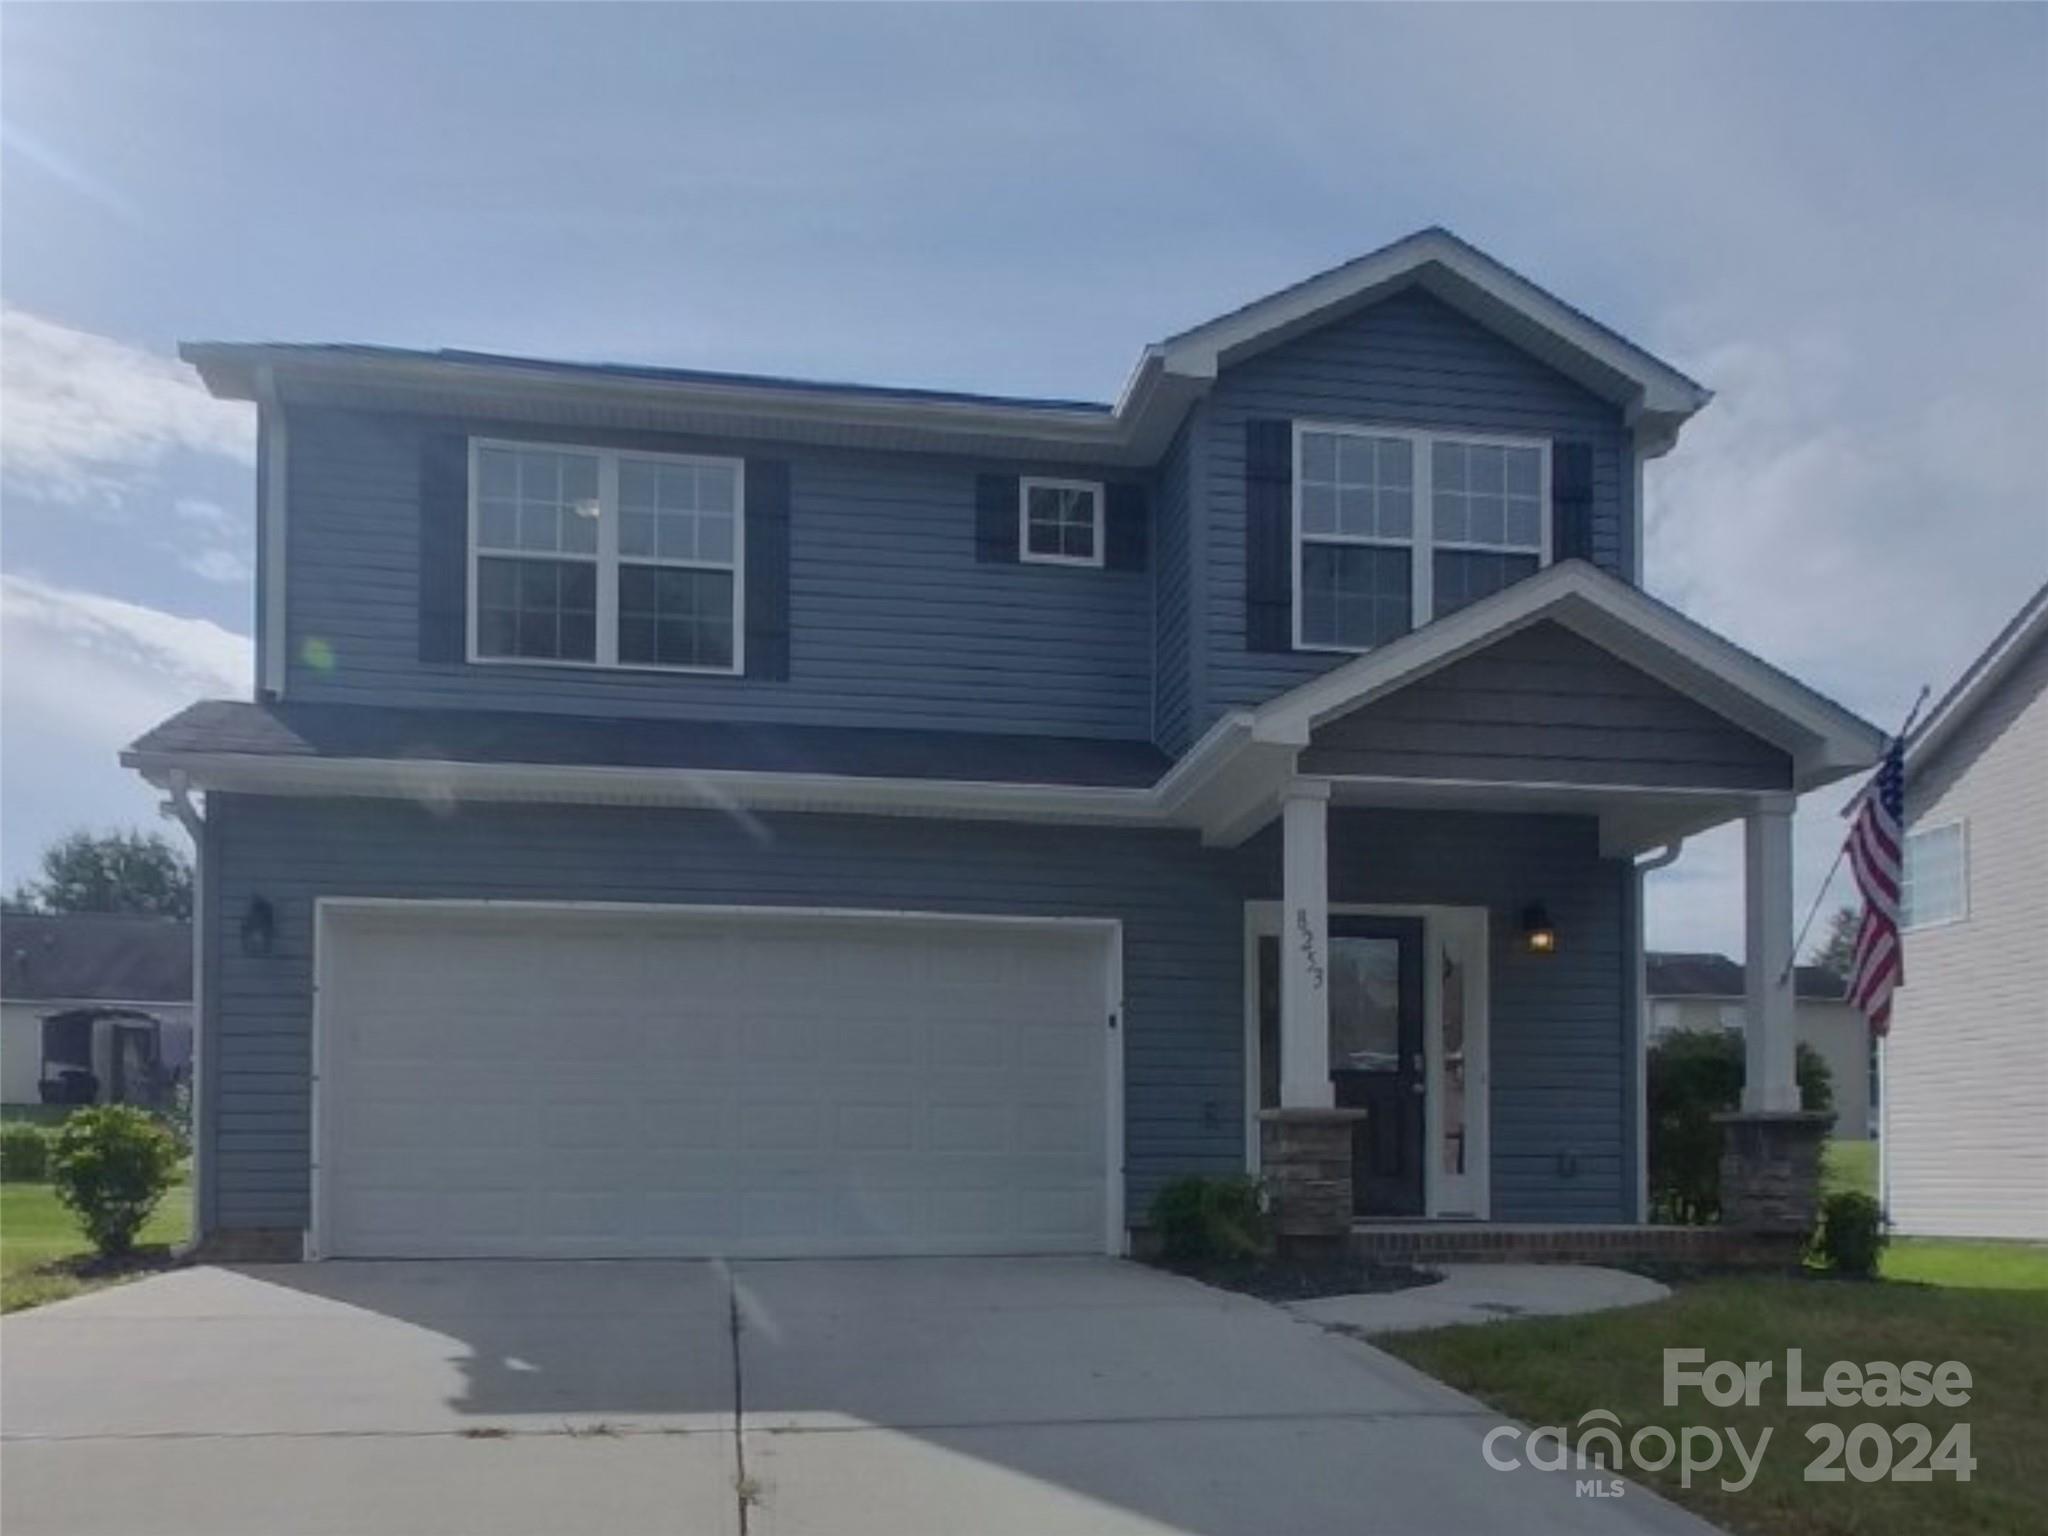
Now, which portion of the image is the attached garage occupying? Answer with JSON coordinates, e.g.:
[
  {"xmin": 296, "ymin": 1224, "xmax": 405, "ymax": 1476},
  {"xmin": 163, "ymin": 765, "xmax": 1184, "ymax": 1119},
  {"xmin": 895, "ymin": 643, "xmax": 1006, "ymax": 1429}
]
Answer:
[{"xmin": 312, "ymin": 902, "xmax": 1120, "ymax": 1259}]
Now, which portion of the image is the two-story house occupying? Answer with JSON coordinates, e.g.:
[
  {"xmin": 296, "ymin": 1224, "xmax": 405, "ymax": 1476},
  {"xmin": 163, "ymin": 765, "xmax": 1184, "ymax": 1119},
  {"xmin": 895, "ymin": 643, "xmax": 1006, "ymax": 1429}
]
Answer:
[{"xmin": 131, "ymin": 229, "xmax": 1882, "ymax": 1261}]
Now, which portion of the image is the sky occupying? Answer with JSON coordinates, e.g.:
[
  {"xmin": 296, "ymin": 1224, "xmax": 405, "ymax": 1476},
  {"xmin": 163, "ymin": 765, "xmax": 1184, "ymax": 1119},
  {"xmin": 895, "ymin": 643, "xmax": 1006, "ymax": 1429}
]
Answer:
[{"xmin": 3, "ymin": 3, "xmax": 2045, "ymax": 956}]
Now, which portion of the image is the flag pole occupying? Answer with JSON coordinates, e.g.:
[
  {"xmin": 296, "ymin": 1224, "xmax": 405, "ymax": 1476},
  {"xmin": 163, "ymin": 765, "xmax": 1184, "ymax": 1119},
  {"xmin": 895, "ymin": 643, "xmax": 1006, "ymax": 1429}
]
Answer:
[{"xmin": 1778, "ymin": 684, "xmax": 1932, "ymax": 985}]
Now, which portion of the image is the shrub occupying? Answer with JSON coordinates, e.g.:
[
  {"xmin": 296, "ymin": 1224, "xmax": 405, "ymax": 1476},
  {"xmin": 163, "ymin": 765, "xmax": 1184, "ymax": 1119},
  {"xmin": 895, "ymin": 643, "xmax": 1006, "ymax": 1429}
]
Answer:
[
  {"xmin": 49, "ymin": 1106, "xmax": 181, "ymax": 1258},
  {"xmin": 0, "ymin": 1122, "xmax": 51, "ymax": 1182},
  {"xmin": 1150, "ymin": 1175, "xmax": 1270, "ymax": 1264},
  {"xmin": 1814, "ymin": 1191, "xmax": 1888, "ymax": 1277},
  {"xmin": 1648, "ymin": 1027, "xmax": 1834, "ymax": 1225}
]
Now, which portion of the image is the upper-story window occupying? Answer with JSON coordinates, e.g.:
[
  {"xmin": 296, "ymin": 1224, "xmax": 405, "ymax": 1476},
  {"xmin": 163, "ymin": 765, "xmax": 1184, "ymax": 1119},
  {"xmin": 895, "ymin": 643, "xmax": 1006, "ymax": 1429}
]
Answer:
[
  {"xmin": 1901, "ymin": 820, "xmax": 1968, "ymax": 929},
  {"xmin": 1020, "ymin": 477, "xmax": 1104, "ymax": 567},
  {"xmin": 470, "ymin": 439, "xmax": 744, "ymax": 674},
  {"xmin": 1293, "ymin": 423, "xmax": 1549, "ymax": 652}
]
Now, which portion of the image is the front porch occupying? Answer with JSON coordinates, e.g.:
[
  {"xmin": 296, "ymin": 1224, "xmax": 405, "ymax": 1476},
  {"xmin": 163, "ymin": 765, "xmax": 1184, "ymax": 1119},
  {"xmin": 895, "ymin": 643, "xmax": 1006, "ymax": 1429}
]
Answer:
[{"xmin": 1212, "ymin": 571, "xmax": 1883, "ymax": 1243}]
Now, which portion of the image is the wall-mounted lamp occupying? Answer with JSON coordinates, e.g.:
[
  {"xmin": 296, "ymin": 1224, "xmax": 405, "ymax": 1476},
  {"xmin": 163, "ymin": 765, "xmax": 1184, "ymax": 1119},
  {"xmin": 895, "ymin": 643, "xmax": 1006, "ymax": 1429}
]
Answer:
[
  {"xmin": 240, "ymin": 897, "xmax": 276, "ymax": 958},
  {"xmin": 1521, "ymin": 903, "xmax": 1558, "ymax": 956}
]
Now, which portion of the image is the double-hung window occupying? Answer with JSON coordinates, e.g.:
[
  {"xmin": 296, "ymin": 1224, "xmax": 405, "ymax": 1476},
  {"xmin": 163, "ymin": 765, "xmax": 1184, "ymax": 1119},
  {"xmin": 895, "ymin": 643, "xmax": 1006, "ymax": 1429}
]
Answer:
[
  {"xmin": 1901, "ymin": 821, "xmax": 1968, "ymax": 929},
  {"xmin": 1019, "ymin": 477, "xmax": 1104, "ymax": 567},
  {"xmin": 470, "ymin": 439, "xmax": 744, "ymax": 674},
  {"xmin": 1294, "ymin": 424, "xmax": 1549, "ymax": 652}
]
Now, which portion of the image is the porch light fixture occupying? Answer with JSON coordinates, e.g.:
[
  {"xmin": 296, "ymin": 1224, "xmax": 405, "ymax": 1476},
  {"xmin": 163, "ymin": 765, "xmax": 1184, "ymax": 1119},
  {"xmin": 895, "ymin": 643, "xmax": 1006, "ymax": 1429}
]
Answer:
[
  {"xmin": 240, "ymin": 896, "xmax": 276, "ymax": 958},
  {"xmin": 1521, "ymin": 903, "xmax": 1557, "ymax": 956}
]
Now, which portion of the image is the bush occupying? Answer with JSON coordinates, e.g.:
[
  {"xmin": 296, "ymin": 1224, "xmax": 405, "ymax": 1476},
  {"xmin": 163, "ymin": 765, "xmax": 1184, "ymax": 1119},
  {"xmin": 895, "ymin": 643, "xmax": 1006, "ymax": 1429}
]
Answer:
[
  {"xmin": 1648, "ymin": 1027, "xmax": 1834, "ymax": 1225},
  {"xmin": 49, "ymin": 1106, "xmax": 181, "ymax": 1258},
  {"xmin": 0, "ymin": 1122, "xmax": 51, "ymax": 1182},
  {"xmin": 1814, "ymin": 1191, "xmax": 1888, "ymax": 1277},
  {"xmin": 1150, "ymin": 1175, "xmax": 1270, "ymax": 1264}
]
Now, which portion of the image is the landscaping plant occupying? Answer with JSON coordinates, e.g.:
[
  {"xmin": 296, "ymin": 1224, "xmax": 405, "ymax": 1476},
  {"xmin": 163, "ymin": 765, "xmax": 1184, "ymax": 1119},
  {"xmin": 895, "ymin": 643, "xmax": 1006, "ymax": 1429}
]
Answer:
[
  {"xmin": 0, "ymin": 1123, "xmax": 51, "ymax": 1183},
  {"xmin": 1149, "ymin": 1174, "xmax": 1270, "ymax": 1264},
  {"xmin": 1647, "ymin": 1027, "xmax": 1833, "ymax": 1224},
  {"xmin": 1813, "ymin": 1190, "xmax": 1888, "ymax": 1277},
  {"xmin": 48, "ymin": 1106, "xmax": 182, "ymax": 1259}
]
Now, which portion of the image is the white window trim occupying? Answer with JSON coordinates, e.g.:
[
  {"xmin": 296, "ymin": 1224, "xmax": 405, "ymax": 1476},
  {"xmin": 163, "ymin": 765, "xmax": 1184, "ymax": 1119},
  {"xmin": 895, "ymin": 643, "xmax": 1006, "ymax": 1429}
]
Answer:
[
  {"xmin": 1019, "ymin": 476, "xmax": 1106, "ymax": 568},
  {"xmin": 1290, "ymin": 421, "xmax": 1552, "ymax": 654},
  {"xmin": 1901, "ymin": 818, "xmax": 1969, "ymax": 932},
  {"xmin": 466, "ymin": 436, "xmax": 746, "ymax": 676}
]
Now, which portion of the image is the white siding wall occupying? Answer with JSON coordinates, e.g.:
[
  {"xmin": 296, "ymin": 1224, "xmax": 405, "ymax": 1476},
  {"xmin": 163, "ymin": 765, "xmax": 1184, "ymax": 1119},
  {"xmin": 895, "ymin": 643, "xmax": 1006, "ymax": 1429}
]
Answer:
[
  {"xmin": 1, "ymin": 1003, "xmax": 44, "ymax": 1105},
  {"xmin": 1885, "ymin": 634, "xmax": 2048, "ymax": 1240}
]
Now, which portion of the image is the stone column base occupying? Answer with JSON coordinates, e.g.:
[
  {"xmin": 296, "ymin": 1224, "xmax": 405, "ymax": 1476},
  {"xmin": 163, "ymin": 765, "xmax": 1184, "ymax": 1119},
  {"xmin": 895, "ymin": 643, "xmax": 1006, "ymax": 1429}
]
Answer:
[
  {"xmin": 1259, "ymin": 1107, "xmax": 1367, "ymax": 1257},
  {"xmin": 1713, "ymin": 1110, "xmax": 1834, "ymax": 1233}
]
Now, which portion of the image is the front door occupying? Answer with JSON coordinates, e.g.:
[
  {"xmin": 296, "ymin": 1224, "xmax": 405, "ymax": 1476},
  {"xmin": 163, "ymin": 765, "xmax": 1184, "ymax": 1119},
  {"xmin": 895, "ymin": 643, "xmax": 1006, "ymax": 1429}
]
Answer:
[{"xmin": 1257, "ymin": 915, "xmax": 1427, "ymax": 1216}]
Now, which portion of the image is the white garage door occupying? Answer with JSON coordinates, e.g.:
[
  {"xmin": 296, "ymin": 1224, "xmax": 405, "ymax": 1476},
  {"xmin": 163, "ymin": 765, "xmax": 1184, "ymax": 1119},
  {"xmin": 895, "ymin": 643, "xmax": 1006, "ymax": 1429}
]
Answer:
[{"xmin": 315, "ymin": 904, "xmax": 1115, "ymax": 1259}]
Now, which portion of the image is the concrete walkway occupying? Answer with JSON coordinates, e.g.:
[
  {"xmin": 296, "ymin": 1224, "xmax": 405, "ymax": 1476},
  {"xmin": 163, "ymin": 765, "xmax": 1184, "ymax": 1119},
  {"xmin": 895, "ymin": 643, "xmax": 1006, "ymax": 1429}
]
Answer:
[
  {"xmin": 1288, "ymin": 1263, "xmax": 1671, "ymax": 1336},
  {"xmin": 2, "ymin": 1258, "xmax": 1715, "ymax": 1536}
]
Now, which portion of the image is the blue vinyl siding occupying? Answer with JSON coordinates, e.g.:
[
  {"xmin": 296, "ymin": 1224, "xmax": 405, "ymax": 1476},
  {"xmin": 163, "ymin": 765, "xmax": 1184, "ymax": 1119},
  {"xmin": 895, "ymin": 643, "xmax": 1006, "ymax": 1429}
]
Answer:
[
  {"xmin": 202, "ymin": 796, "xmax": 1632, "ymax": 1236},
  {"xmin": 1151, "ymin": 420, "xmax": 1196, "ymax": 754},
  {"xmin": 284, "ymin": 409, "xmax": 1153, "ymax": 740},
  {"xmin": 1195, "ymin": 286, "xmax": 1635, "ymax": 735}
]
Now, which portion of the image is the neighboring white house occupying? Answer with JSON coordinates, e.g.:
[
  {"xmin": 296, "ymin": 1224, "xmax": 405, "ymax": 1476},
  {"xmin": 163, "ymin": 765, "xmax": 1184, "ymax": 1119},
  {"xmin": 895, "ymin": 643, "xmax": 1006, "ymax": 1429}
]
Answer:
[
  {"xmin": 1646, "ymin": 952, "xmax": 1875, "ymax": 1140},
  {"xmin": 0, "ymin": 913, "xmax": 194, "ymax": 1109},
  {"xmin": 1883, "ymin": 582, "xmax": 2048, "ymax": 1241}
]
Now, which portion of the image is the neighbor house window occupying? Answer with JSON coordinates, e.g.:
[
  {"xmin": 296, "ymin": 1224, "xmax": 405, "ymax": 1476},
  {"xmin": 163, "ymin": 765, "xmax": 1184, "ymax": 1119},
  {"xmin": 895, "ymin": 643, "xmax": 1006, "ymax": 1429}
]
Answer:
[
  {"xmin": 1901, "ymin": 821, "xmax": 1967, "ymax": 929},
  {"xmin": 1294, "ymin": 424, "xmax": 1549, "ymax": 652},
  {"xmin": 471, "ymin": 440, "xmax": 743, "ymax": 673},
  {"xmin": 1020, "ymin": 477, "xmax": 1104, "ymax": 567}
]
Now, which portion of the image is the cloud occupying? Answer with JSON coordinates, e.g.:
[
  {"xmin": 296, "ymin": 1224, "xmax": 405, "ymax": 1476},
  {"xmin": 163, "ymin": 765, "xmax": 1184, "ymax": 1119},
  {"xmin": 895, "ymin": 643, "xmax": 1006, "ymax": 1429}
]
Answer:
[
  {"xmin": 1, "ymin": 575, "xmax": 251, "ymax": 884},
  {"xmin": 0, "ymin": 307, "xmax": 254, "ymax": 504}
]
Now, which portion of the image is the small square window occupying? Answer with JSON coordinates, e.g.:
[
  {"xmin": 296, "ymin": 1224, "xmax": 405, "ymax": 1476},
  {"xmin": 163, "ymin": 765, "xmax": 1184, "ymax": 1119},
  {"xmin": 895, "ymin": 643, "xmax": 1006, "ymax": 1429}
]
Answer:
[{"xmin": 1020, "ymin": 479, "xmax": 1104, "ymax": 567}]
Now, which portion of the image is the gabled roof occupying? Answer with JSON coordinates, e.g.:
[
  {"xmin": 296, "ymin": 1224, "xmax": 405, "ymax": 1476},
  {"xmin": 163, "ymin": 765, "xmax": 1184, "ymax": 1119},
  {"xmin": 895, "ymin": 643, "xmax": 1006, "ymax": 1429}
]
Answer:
[
  {"xmin": 1249, "ymin": 560, "xmax": 1883, "ymax": 791},
  {"xmin": 0, "ymin": 912, "xmax": 192, "ymax": 1006},
  {"xmin": 1904, "ymin": 580, "xmax": 2048, "ymax": 781},
  {"xmin": 1647, "ymin": 951, "xmax": 1847, "ymax": 1003},
  {"xmin": 181, "ymin": 227, "xmax": 1711, "ymax": 465},
  {"xmin": 1151, "ymin": 228, "xmax": 1711, "ymax": 454}
]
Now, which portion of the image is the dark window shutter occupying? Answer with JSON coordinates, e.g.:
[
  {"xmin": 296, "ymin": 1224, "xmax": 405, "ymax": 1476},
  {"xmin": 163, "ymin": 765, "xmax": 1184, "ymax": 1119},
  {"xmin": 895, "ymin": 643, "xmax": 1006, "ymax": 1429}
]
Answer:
[
  {"xmin": 1104, "ymin": 481, "xmax": 1148, "ymax": 571},
  {"xmin": 1552, "ymin": 441, "xmax": 1595, "ymax": 564},
  {"xmin": 744, "ymin": 459, "xmax": 792, "ymax": 680},
  {"xmin": 976, "ymin": 473, "xmax": 1020, "ymax": 562},
  {"xmin": 418, "ymin": 434, "xmax": 469, "ymax": 663},
  {"xmin": 1244, "ymin": 419, "xmax": 1293, "ymax": 652}
]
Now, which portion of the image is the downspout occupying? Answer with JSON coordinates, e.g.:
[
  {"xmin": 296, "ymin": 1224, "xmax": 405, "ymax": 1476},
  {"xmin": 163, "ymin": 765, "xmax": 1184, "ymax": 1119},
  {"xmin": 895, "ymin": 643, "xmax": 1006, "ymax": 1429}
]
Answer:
[
  {"xmin": 159, "ymin": 773, "xmax": 210, "ymax": 1248},
  {"xmin": 1630, "ymin": 841, "xmax": 1685, "ymax": 1222}
]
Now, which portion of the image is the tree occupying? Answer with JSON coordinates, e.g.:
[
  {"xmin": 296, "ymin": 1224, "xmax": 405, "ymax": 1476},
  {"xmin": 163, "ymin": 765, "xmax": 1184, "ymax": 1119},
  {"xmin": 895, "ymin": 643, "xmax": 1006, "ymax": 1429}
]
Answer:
[
  {"xmin": 7, "ymin": 829, "xmax": 193, "ymax": 920},
  {"xmin": 1809, "ymin": 904, "xmax": 1861, "ymax": 979}
]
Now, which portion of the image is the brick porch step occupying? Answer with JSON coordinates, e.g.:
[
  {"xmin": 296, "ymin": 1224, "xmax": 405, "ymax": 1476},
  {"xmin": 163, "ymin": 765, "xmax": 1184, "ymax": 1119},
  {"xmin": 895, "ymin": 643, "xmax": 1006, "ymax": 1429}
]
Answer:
[{"xmin": 1350, "ymin": 1222, "xmax": 1803, "ymax": 1267}]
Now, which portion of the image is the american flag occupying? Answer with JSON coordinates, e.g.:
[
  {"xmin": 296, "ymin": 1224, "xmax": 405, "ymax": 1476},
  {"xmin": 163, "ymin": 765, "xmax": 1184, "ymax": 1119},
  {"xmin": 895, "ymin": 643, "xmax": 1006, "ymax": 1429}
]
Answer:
[{"xmin": 1844, "ymin": 736, "xmax": 1907, "ymax": 1035}]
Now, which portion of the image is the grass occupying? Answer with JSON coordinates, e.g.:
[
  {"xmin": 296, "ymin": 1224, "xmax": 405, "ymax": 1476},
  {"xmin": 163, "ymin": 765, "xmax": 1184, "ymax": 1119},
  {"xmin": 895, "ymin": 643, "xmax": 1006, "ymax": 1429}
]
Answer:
[
  {"xmin": 1, "ymin": 1178, "xmax": 191, "ymax": 1312},
  {"xmin": 1381, "ymin": 1262, "xmax": 2048, "ymax": 1536},
  {"xmin": 1822, "ymin": 1137, "xmax": 1878, "ymax": 1200}
]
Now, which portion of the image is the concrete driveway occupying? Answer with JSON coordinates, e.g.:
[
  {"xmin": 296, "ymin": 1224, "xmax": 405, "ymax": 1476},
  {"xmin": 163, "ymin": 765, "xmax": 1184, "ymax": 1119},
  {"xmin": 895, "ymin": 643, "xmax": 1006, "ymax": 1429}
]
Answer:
[{"xmin": 1, "ymin": 1258, "xmax": 1720, "ymax": 1536}]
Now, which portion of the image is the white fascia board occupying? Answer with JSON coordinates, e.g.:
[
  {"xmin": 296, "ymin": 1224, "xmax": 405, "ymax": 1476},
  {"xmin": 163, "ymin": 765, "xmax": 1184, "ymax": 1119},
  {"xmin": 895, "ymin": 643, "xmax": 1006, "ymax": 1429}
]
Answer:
[
  {"xmin": 123, "ymin": 750, "xmax": 1174, "ymax": 828},
  {"xmin": 1904, "ymin": 583, "xmax": 2048, "ymax": 776},
  {"xmin": 1251, "ymin": 561, "xmax": 1884, "ymax": 785},
  {"xmin": 1155, "ymin": 230, "xmax": 1712, "ymax": 429}
]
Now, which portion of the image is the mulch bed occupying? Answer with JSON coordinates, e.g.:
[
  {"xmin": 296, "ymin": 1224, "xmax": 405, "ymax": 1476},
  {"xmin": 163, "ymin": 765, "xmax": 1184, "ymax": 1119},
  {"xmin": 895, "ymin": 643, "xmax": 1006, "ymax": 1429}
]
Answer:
[
  {"xmin": 40, "ymin": 1245, "xmax": 186, "ymax": 1283},
  {"xmin": 1152, "ymin": 1254, "xmax": 1440, "ymax": 1302}
]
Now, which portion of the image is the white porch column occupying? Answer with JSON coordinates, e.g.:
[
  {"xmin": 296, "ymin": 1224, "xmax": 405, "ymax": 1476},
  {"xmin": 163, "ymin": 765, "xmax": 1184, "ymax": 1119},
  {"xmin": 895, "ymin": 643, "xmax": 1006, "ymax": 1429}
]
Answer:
[
  {"xmin": 1279, "ymin": 780, "xmax": 1333, "ymax": 1109},
  {"xmin": 1742, "ymin": 795, "xmax": 1801, "ymax": 1112}
]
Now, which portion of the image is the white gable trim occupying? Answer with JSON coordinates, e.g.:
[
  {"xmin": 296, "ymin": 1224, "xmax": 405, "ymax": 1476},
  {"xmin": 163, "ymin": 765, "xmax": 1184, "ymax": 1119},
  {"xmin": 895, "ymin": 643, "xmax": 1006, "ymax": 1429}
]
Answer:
[
  {"xmin": 1904, "ymin": 582, "xmax": 2048, "ymax": 779},
  {"xmin": 1156, "ymin": 229, "xmax": 1711, "ymax": 456},
  {"xmin": 1250, "ymin": 560, "xmax": 1883, "ymax": 788}
]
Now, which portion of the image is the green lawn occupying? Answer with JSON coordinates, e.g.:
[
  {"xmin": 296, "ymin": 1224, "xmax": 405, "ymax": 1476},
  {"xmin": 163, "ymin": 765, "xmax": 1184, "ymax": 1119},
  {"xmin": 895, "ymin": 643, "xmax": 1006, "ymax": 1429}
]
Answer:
[
  {"xmin": 1381, "ymin": 1253, "xmax": 2048, "ymax": 1536},
  {"xmin": 0, "ymin": 1180, "xmax": 190, "ymax": 1312},
  {"xmin": 1822, "ymin": 1137, "xmax": 1878, "ymax": 1200}
]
